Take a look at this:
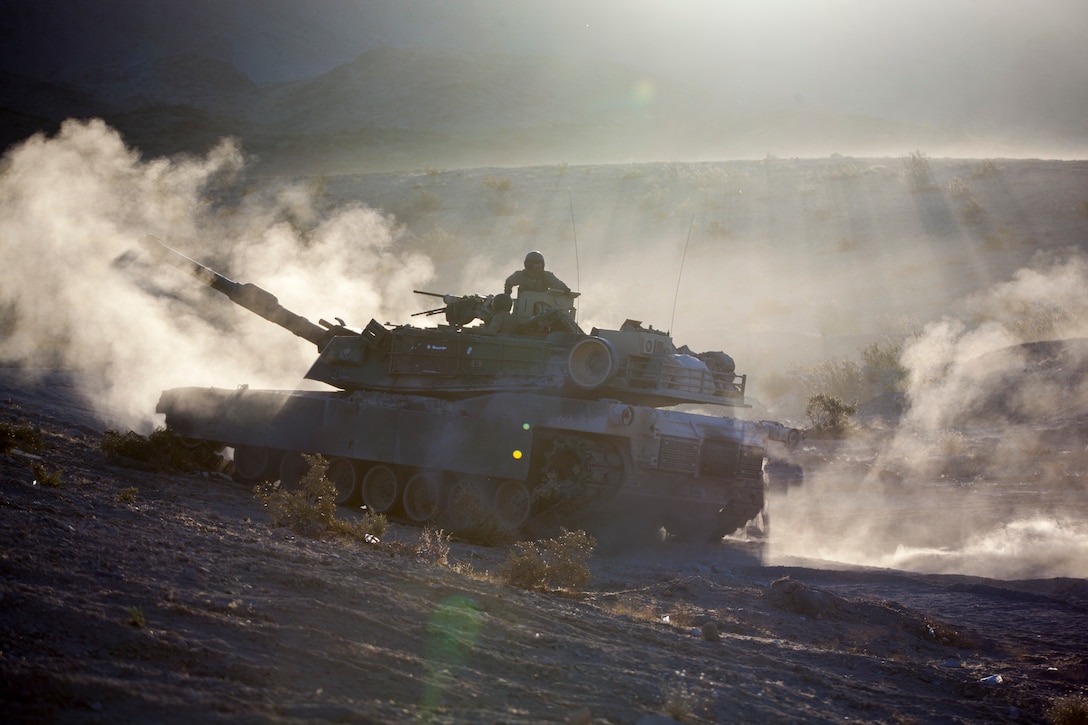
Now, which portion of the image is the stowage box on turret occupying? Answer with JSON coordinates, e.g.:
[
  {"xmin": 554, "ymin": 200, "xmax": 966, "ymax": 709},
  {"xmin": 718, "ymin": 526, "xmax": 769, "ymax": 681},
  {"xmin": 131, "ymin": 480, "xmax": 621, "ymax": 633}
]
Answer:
[{"xmin": 145, "ymin": 237, "xmax": 799, "ymax": 541}]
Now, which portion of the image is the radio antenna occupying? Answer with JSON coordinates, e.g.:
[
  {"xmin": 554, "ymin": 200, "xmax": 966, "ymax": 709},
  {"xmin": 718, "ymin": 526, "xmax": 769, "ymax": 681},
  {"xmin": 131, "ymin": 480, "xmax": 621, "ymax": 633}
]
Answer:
[
  {"xmin": 568, "ymin": 189, "xmax": 581, "ymax": 292},
  {"xmin": 669, "ymin": 212, "xmax": 696, "ymax": 335}
]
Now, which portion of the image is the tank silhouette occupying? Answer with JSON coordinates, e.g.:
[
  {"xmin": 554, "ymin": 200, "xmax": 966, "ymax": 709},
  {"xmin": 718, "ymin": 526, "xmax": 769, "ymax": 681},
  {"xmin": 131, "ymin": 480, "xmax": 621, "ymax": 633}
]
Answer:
[{"xmin": 144, "ymin": 237, "xmax": 799, "ymax": 541}]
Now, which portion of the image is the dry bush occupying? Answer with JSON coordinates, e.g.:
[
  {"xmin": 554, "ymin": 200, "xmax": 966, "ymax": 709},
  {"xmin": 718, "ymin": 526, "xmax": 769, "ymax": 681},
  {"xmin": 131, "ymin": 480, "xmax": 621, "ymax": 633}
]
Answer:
[
  {"xmin": 901, "ymin": 150, "xmax": 936, "ymax": 191},
  {"xmin": 415, "ymin": 526, "xmax": 451, "ymax": 566},
  {"xmin": 604, "ymin": 598, "xmax": 657, "ymax": 622},
  {"xmin": 31, "ymin": 462, "xmax": 63, "ymax": 488},
  {"xmin": 972, "ymin": 159, "xmax": 999, "ymax": 177},
  {"xmin": 1, "ymin": 421, "xmax": 43, "ymax": 454},
  {"xmin": 805, "ymin": 393, "xmax": 857, "ymax": 435},
  {"xmin": 1047, "ymin": 694, "xmax": 1088, "ymax": 725},
  {"xmin": 100, "ymin": 427, "xmax": 221, "ymax": 472},
  {"xmin": 501, "ymin": 542, "xmax": 549, "ymax": 589},
  {"xmin": 328, "ymin": 511, "xmax": 389, "ymax": 542},
  {"xmin": 126, "ymin": 606, "xmax": 146, "ymax": 628},
  {"xmin": 481, "ymin": 174, "xmax": 513, "ymax": 192},
  {"xmin": 959, "ymin": 196, "xmax": 985, "ymax": 223},
  {"xmin": 947, "ymin": 176, "xmax": 971, "ymax": 197},
  {"xmin": 484, "ymin": 193, "xmax": 518, "ymax": 216},
  {"xmin": 259, "ymin": 455, "xmax": 388, "ymax": 545},
  {"xmin": 797, "ymin": 358, "xmax": 865, "ymax": 403},
  {"xmin": 499, "ymin": 529, "xmax": 596, "ymax": 591}
]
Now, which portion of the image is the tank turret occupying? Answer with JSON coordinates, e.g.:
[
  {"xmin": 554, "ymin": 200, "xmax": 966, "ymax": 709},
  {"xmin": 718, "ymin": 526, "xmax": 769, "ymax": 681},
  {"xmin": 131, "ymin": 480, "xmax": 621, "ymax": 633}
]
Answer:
[{"xmin": 144, "ymin": 237, "xmax": 749, "ymax": 407}]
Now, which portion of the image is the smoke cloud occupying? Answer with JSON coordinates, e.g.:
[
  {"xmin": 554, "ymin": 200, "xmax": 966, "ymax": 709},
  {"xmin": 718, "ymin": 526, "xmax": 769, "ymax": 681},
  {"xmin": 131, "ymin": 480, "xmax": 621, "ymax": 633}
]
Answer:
[
  {"xmin": 768, "ymin": 254, "xmax": 1088, "ymax": 579},
  {"xmin": 0, "ymin": 119, "xmax": 433, "ymax": 431}
]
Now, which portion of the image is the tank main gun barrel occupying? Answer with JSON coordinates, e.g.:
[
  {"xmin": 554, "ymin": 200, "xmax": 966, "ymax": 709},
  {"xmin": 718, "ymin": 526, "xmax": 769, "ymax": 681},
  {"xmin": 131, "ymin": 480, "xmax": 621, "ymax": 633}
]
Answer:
[{"xmin": 141, "ymin": 236, "xmax": 344, "ymax": 350}]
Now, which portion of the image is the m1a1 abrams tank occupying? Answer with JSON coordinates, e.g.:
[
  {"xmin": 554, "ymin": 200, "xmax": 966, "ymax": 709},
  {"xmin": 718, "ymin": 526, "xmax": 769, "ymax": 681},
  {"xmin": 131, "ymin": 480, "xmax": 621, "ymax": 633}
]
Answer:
[{"xmin": 144, "ymin": 237, "xmax": 799, "ymax": 541}]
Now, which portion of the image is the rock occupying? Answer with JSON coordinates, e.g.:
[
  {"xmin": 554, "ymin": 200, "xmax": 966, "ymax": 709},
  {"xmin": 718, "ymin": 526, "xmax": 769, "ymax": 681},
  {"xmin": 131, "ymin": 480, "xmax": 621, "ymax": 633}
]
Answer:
[
  {"xmin": 701, "ymin": 621, "xmax": 720, "ymax": 642},
  {"xmin": 565, "ymin": 707, "xmax": 591, "ymax": 725}
]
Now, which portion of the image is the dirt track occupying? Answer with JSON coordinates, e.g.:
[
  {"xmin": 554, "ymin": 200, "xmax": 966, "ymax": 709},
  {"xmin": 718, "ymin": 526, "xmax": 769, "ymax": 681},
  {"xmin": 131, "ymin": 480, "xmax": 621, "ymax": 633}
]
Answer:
[{"xmin": 2, "ymin": 368, "xmax": 1087, "ymax": 724}]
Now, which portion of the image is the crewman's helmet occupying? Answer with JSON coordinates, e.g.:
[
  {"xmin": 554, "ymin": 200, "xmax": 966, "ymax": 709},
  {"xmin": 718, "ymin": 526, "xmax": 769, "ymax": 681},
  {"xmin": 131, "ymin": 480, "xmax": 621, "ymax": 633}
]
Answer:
[
  {"xmin": 524, "ymin": 251, "xmax": 545, "ymax": 270},
  {"xmin": 493, "ymin": 293, "xmax": 512, "ymax": 313}
]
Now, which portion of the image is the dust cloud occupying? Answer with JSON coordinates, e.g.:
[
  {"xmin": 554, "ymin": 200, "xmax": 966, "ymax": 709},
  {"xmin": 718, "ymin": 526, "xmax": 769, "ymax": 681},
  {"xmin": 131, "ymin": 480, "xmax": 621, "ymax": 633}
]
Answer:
[
  {"xmin": 768, "ymin": 255, "xmax": 1088, "ymax": 579},
  {"xmin": 0, "ymin": 119, "xmax": 433, "ymax": 431}
]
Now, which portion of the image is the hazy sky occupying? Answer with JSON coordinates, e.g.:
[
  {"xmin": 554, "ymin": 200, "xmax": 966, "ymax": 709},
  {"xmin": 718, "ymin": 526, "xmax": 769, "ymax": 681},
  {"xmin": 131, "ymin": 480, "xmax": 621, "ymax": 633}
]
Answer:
[
  {"xmin": 1, "ymin": 0, "xmax": 1084, "ymax": 148},
  {"xmin": 382, "ymin": 0, "xmax": 1088, "ymax": 126}
]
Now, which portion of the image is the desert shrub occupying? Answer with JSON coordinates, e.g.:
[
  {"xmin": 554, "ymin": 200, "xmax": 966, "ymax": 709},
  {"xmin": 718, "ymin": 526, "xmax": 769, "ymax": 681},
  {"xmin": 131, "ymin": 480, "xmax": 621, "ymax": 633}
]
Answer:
[
  {"xmin": 458, "ymin": 517, "xmax": 520, "ymax": 548},
  {"xmin": 1, "ymin": 421, "xmax": 43, "ymax": 454},
  {"xmin": 415, "ymin": 526, "xmax": 451, "ymax": 566},
  {"xmin": 860, "ymin": 338, "xmax": 909, "ymax": 392},
  {"xmin": 259, "ymin": 455, "xmax": 397, "ymax": 543},
  {"xmin": 797, "ymin": 358, "xmax": 865, "ymax": 403},
  {"xmin": 482, "ymin": 174, "xmax": 513, "ymax": 192},
  {"xmin": 258, "ymin": 455, "xmax": 337, "ymax": 536},
  {"xmin": 705, "ymin": 219, "xmax": 731, "ymax": 238},
  {"xmin": 959, "ymin": 196, "xmax": 985, "ymax": 223},
  {"xmin": 662, "ymin": 683, "xmax": 701, "ymax": 722},
  {"xmin": 100, "ymin": 427, "xmax": 220, "ymax": 471},
  {"xmin": 31, "ymin": 462, "xmax": 63, "ymax": 488},
  {"xmin": 946, "ymin": 176, "xmax": 971, "ymax": 197},
  {"xmin": 501, "ymin": 541, "xmax": 549, "ymax": 589},
  {"xmin": 127, "ymin": 606, "xmax": 145, "ymax": 628},
  {"xmin": 805, "ymin": 393, "xmax": 857, "ymax": 434},
  {"xmin": 972, "ymin": 159, "xmax": 999, "ymax": 177},
  {"xmin": 499, "ymin": 528, "xmax": 596, "ymax": 591},
  {"xmin": 327, "ymin": 510, "xmax": 389, "ymax": 543},
  {"xmin": 1047, "ymin": 694, "xmax": 1088, "ymax": 725},
  {"xmin": 117, "ymin": 487, "xmax": 138, "ymax": 502},
  {"xmin": 396, "ymin": 188, "xmax": 442, "ymax": 221},
  {"xmin": 824, "ymin": 159, "xmax": 860, "ymax": 180},
  {"xmin": 484, "ymin": 193, "xmax": 518, "ymax": 215},
  {"xmin": 604, "ymin": 598, "xmax": 657, "ymax": 622},
  {"xmin": 901, "ymin": 150, "xmax": 935, "ymax": 191},
  {"xmin": 637, "ymin": 183, "xmax": 668, "ymax": 212}
]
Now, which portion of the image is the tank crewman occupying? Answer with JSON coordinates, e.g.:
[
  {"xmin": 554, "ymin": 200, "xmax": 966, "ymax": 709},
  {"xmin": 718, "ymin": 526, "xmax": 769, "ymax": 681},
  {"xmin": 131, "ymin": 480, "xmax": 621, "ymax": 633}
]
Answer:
[
  {"xmin": 504, "ymin": 251, "xmax": 569, "ymax": 296},
  {"xmin": 473, "ymin": 293, "xmax": 518, "ymax": 336}
]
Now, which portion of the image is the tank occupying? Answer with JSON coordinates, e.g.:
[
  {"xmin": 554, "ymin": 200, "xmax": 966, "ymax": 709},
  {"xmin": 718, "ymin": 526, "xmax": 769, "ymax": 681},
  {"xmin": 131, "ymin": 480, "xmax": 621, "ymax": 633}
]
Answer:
[{"xmin": 144, "ymin": 237, "xmax": 800, "ymax": 541}]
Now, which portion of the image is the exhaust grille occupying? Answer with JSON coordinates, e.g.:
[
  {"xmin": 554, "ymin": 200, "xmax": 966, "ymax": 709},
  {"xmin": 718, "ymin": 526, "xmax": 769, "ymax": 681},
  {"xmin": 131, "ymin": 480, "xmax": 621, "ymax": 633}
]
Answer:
[
  {"xmin": 738, "ymin": 448, "xmax": 766, "ymax": 482},
  {"xmin": 658, "ymin": 437, "xmax": 699, "ymax": 472},
  {"xmin": 699, "ymin": 439, "xmax": 739, "ymax": 478}
]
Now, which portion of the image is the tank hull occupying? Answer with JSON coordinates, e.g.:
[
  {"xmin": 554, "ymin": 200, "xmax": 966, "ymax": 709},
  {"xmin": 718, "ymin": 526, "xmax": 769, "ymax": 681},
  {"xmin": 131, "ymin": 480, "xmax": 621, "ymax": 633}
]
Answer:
[{"xmin": 158, "ymin": 386, "xmax": 768, "ymax": 539}]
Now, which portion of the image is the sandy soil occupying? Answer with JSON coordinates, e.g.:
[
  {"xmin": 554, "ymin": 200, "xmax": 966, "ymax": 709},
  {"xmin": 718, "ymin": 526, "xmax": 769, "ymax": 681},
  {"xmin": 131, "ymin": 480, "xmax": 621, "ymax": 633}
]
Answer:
[{"xmin": 2, "ymin": 369, "xmax": 1087, "ymax": 724}]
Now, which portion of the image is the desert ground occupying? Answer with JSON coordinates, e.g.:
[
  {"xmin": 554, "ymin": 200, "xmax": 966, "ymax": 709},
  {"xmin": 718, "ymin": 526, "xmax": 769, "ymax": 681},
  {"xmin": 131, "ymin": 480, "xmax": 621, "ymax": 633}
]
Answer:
[
  {"xmin": 2, "ymin": 363, "xmax": 1088, "ymax": 725},
  {"xmin": 2, "ymin": 151, "xmax": 1088, "ymax": 723}
]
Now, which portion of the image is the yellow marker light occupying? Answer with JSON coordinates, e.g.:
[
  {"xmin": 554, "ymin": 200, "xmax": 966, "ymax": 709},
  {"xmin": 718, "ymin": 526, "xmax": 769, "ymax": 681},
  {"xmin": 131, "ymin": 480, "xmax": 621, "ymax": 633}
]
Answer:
[
  {"xmin": 512, "ymin": 450, "xmax": 523, "ymax": 460},
  {"xmin": 522, "ymin": 423, "xmax": 531, "ymax": 430}
]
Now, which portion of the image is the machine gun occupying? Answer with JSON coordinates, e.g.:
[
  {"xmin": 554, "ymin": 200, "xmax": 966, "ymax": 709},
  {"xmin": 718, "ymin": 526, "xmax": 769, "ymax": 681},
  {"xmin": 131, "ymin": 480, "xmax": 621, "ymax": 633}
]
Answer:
[
  {"xmin": 413, "ymin": 290, "xmax": 493, "ymax": 329},
  {"xmin": 141, "ymin": 236, "xmax": 353, "ymax": 351}
]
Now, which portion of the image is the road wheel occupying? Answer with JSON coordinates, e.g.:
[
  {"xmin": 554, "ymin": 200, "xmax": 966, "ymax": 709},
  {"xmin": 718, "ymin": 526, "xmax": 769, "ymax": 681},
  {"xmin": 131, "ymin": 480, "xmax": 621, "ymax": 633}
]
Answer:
[
  {"xmin": 402, "ymin": 471, "xmax": 443, "ymax": 523},
  {"xmin": 444, "ymin": 477, "xmax": 491, "ymax": 531},
  {"xmin": 327, "ymin": 458, "xmax": 361, "ymax": 505},
  {"xmin": 493, "ymin": 480, "xmax": 531, "ymax": 530},
  {"xmin": 278, "ymin": 451, "xmax": 310, "ymax": 492},
  {"xmin": 233, "ymin": 445, "xmax": 281, "ymax": 483},
  {"xmin": 362, "ymin": 465, "xmax": 400, "ymax": 514}
]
